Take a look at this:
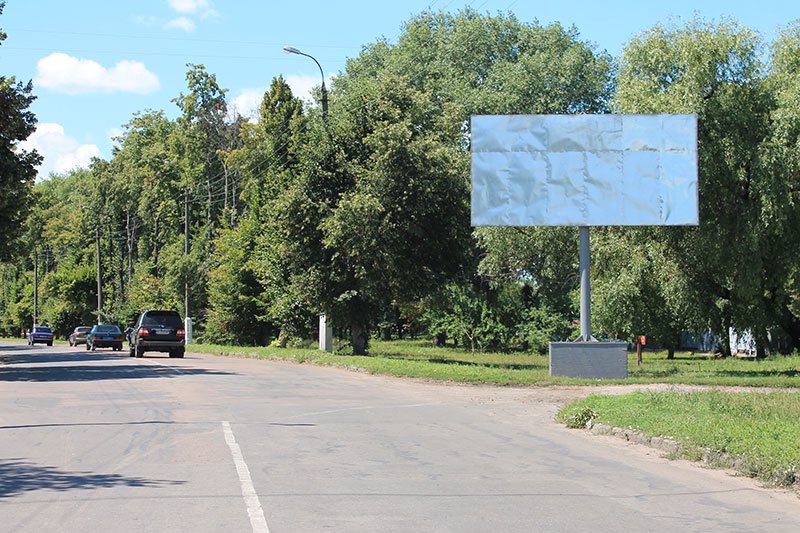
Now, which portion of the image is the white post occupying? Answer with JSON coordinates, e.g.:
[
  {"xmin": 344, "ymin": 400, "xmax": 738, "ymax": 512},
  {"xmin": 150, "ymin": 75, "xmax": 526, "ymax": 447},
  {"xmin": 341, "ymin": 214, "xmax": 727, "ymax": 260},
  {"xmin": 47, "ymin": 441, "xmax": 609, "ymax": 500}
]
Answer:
[
  {"xmin": 319, "ymin": 314, "xmax": 333, "ymax": 352},
  {"xmin": 184, "ymin": 316, "xmax": 193, "ymax": 344}
]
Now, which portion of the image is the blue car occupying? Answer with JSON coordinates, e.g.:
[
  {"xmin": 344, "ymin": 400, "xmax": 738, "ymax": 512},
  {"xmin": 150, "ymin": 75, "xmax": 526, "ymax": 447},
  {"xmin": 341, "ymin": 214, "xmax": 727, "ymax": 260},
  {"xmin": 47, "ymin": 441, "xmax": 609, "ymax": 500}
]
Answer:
[{"xmin": 28, "ymin": 325, "xmax": 54, "ymax": 346}]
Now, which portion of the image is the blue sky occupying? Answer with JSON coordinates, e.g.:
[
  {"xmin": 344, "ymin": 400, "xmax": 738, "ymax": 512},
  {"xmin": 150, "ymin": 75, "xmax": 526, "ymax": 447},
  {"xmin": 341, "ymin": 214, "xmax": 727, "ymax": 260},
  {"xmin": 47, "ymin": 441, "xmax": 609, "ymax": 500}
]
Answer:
[{"xmin": 1, "ymin": 0, "xmax": 796, "ymax": 179}]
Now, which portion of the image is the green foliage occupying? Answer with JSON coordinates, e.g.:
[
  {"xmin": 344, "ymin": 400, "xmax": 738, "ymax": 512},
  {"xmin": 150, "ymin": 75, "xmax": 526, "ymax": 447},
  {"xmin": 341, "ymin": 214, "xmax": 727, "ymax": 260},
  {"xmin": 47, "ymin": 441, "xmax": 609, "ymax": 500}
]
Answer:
[
  {"xmin": 518, "ymin": 305, "xmax": 574, "ymax": 353},
  {"xmin": 224, "ymin": 76, "xmax": 315, "ymax": 345},
  {"xmin": 273, "ymin": 10, "xmax": 613, "ymax": 353},
  {"xmin": 0, "ymin": 263, "xmax": 30, "ymax": 335},
  {"xmin": 0, "ymin": 27, "xmax": 41, "ymax": 259},
  {"xmin": 591, "ymin": 228, "xmax": 687, "ymax": 350},
  {"xmin": 422, "ymin": 282, "xmax": 572, "ymax": 353},
  {"xmin": 762, "ymin": 22, "xmax": 800, "ymax": 350},
  {"xmin": 376, "ymin": 9, "xmax": 614, "ymax": 117},
  {"xmin": 275, "ymin": 68, "xmax": 475, "ymax": 353},
  {"xmin": 205, "ymin": 218, "xmax": 276, "ymax": 345},
  {"xmin": 38, "ymin": 262, "xmax": 96, "ymax": 335},
  {"xmin": 614, "ymin": 18, "xmax": 778, "ymax": 354},
  {"xmin": 476, "ymin": 226, "xmax": 579, "ymax": 317},
  {"xmin": 563, "ymin": 407, "xmax": 598, "ymax": 429}
]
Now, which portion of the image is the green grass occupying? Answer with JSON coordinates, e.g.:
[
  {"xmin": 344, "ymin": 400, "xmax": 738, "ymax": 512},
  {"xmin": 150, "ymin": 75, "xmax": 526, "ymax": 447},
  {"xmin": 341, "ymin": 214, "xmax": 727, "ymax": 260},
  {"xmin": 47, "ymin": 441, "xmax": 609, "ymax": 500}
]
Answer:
[
  {"xmin": 557, "ymin": 390, "xmax": 800, "ymax": 486},
  {"xmin": 187, "ymin": 339, "xmax": 800, "ymax": 387}
]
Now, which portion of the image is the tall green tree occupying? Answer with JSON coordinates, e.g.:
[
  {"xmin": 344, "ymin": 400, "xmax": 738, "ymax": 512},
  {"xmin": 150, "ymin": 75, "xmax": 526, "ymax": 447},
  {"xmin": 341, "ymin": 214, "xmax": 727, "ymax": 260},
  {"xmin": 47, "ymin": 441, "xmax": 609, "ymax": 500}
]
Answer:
[
  {"xmin": 613, "ymin": 18, "xmax": 775, "ymax": 355},
  {"xmin": 271, "ymin": 10, "xmax": 613, "ymax": 353},
  {"xmin": 172, "ymin": 64, "xmax": 242, "ymax": 327},
  {"xmin": 761, "ymin": 22, "xmax": 800, "ymax": 350},
  {"xmin": 0, "ymin": 2, "xmax": 42, "ymax": 261},
  {"xmin": 246, "ymin": 77, "xmax": 314, "ymax": 343},
  {"xmin": 207, "ymin": 77, "xmax": 310, "ymax": 345}
]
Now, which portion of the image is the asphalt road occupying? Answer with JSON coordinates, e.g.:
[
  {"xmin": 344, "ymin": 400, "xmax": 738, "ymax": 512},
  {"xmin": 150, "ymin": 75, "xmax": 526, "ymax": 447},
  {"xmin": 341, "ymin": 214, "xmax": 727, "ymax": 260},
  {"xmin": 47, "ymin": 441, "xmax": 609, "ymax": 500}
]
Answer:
[{"xmin": 1, "ymin": 341, "xmax": 799, "ymax": 533}]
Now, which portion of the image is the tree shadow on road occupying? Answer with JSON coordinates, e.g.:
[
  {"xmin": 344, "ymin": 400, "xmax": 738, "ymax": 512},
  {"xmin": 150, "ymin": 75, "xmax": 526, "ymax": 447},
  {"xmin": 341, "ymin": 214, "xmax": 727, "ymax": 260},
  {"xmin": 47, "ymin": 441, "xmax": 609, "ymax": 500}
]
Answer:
[
  {"xmin": 0, "ymin": 459, "xmax": 184, "ymax": 499},
  {"xmin": 0, "ymin": 364, "xmax": 235, "ymax": 382},
  {"xmin": 1, "ymin": 351, "xmax": 122, "ymax": 365}
]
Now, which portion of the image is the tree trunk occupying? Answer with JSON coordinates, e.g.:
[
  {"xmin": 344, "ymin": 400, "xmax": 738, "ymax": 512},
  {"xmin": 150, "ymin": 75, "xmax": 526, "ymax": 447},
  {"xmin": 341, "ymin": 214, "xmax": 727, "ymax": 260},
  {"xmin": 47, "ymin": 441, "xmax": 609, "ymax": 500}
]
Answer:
[
  {"xmin": 433, "ymin": 333, "xmax": 446, "ymax": 347},
  {"xmin": 350, "ymin": 320, "xmax": 368, "ymax": 355},
  {"xmin": 667, "ymin": 347, "xmax": 675, "ymax": 360},
  {"xmin": 780, "ymin": 308, "xmax": 800, "ymax": 353},
  {"xmin": 717, "ymin": 302, "xmax": 733, "ymax": 357},
  {"xmin": 719, "ymin": 332, "xmax": 732, "ymax": 358}
]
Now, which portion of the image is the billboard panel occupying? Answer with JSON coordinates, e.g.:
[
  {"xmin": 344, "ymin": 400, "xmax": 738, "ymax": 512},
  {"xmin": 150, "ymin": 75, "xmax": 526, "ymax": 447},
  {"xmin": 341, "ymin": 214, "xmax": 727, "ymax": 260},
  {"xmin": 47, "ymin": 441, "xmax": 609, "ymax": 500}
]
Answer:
[{"xmin": 470, "ymin": 114, "xmax": 698, "ymax": 226}]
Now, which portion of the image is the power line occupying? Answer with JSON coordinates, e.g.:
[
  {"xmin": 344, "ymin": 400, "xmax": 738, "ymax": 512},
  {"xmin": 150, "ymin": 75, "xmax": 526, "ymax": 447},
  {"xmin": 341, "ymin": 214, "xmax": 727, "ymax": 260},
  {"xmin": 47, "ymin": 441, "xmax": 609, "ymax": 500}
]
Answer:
[
  {"xmin": 5, "ymin": 28, "xmax": 360, "ymax": 50},
  {"xmin": 2, "ymin": 46, "xmax": 339, "ymax": 62}
]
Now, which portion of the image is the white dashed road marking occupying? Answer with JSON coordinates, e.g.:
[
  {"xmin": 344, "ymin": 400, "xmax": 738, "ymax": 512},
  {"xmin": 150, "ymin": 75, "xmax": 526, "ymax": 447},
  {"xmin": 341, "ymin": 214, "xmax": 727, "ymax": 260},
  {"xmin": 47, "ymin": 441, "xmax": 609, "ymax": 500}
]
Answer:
[{"xmin": 222, "ymin": 420, "xmax": 270, "ymax": 533}]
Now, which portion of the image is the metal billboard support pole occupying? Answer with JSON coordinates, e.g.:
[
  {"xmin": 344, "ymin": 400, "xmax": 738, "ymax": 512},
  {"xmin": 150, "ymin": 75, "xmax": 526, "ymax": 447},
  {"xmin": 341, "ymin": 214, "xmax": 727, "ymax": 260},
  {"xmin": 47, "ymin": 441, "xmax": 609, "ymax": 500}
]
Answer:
[{"xmin": 578, "ymin": 226, "xmax": 593, "ymax": 342}]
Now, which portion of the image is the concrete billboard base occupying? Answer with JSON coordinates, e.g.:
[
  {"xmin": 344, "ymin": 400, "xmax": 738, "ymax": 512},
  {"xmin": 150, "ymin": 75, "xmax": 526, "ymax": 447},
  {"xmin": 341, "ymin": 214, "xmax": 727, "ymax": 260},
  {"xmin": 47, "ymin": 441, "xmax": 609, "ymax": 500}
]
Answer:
[{"xmin": 549, "ymin": 342, "xmax": 628, "ymax": 379}]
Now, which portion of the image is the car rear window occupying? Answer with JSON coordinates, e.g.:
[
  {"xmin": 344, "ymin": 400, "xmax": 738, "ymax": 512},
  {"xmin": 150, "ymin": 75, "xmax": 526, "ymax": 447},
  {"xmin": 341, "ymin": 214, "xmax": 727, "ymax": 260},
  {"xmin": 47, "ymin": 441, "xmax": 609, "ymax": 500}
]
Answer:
[
  {"xmin": 77, "ymin": 327, "xmax": 91, "ymax": 332},
  {"xmin": 34, "ymin": 326, "xmax": 52, "ymax": 333},
  {"xmin": 96, "ymin": 325, "xmax": 121, "ymax": 333},
  {"xmin": 142, "ymin": 312, "xmax": 182, "ymax": 328}
]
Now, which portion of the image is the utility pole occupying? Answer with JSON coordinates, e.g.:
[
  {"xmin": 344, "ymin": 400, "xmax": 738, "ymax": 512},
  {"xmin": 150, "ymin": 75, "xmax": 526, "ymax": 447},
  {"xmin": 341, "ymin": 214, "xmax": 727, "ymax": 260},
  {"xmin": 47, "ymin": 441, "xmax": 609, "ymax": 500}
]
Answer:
[
  {"xmin": 95, "ymin": 226, "xmax": 103, "ymax": 324},
  {"xmin": 184, "ymin": 184, "xmax": 189, "ymax": 321},
  {"xmin": 33, "ymin": 249, "xmax": 38, "ymax": 325},
  {"xmin": 126, "ymin": 210, "xmax": 133, "ymax": 289}
]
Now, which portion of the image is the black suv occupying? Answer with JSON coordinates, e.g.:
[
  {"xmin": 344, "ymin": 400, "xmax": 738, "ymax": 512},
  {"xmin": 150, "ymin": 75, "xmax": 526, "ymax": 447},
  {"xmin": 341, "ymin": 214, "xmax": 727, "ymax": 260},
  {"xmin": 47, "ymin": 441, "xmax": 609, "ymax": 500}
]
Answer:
[{"xmin": 129, "ymin": 310, "xmax": 185, "ymax": 358}]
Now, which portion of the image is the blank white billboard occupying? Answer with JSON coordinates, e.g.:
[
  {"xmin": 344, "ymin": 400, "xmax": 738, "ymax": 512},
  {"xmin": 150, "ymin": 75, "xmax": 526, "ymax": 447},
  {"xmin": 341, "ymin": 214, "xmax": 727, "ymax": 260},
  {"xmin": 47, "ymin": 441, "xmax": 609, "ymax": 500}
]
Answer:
[{"xmin": 471, "ymin": 114, "xmax": 699, "ymax": 226}]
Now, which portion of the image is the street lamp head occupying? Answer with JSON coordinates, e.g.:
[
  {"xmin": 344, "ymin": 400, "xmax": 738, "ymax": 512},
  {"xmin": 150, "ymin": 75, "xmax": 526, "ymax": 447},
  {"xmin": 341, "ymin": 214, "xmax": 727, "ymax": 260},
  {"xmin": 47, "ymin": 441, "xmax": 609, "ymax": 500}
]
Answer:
[{"xmin": 283, "ymin": 45, "xmax": 328, "ymax": 119}]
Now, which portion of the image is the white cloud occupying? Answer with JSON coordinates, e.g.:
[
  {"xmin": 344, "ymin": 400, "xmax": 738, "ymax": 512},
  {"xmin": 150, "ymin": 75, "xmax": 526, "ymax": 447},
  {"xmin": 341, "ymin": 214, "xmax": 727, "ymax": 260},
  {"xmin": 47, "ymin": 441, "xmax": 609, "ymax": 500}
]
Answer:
[
  {"xmin": 35, "ymin": 53, "xmax": 160, "ymax": 95},
  {"xmin": 19, "ymin": 123, "xmax": 103, "ymax": 180},
  {"xmin": 228, "ymin": 77, "xmax": 332, "ymax": 123},
  {"xmin": 168, "ymin": 0, "xmax": 206, "ymax": 13},
  {"xmin": 230, "ymin": 88, "xmax": 264, "ymax": 122},
  {"xmin": 285, "ymin": 74, "xmax": 332, "ymax": 104},
  {"xmin": 167, "ymin": 0, "xmax": 217, "ymax": 18},
  {"xmin": 164, "ymin": 16, "xmax": 196, "ymax": 32}
]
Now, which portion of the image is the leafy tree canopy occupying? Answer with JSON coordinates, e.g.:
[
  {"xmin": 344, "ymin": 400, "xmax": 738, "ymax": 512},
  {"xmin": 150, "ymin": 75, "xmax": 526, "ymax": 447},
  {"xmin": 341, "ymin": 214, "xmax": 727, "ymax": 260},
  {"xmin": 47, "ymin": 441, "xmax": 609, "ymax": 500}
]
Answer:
[{"xmin": 0, "ymin": 2, "xmax": 42, "ymax": 260}]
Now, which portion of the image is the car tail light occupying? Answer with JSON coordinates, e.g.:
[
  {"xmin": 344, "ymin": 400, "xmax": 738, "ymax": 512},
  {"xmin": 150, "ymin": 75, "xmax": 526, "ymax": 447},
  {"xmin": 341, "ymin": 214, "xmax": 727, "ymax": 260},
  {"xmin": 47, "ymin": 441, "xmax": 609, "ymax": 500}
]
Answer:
[
  {"xmin": 139, "ymin": 328, "xmax": 150, "ymax": 337},
  {"xmin": 177, "ymin": 328, "xmax": 185, "ymax": 338}
]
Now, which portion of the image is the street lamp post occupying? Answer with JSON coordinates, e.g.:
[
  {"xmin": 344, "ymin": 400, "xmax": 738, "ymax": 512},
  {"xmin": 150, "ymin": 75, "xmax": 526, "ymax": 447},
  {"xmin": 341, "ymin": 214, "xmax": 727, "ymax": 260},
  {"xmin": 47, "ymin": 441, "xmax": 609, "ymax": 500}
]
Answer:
[
  {"xmin": 283, "ymin": 45, "xmax": 333, "ymax": 352},
  {"xmin": 283, "ymin": 46, "xmax": 328, "ymax": 118}
]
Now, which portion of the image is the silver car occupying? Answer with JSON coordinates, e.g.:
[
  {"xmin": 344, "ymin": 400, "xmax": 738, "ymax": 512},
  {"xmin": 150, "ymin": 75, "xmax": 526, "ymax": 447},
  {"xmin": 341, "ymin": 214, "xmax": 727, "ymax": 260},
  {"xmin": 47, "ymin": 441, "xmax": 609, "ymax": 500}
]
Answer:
[{"xmin": 69, "ymin": 326, "xmax": 92, "ymax": 347}]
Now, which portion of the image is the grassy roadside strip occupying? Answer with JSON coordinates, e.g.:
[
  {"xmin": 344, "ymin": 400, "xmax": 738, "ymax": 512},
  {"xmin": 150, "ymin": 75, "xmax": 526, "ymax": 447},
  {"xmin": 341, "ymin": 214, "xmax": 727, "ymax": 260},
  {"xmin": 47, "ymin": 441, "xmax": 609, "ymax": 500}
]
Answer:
[
  {"xmin": 188, "ymin": 340, "xmax": 800, "ymax": 387},
  {"xmin": 188, "ymin": 342, "xmax": 562, "ymax": 384},
  {"xmin": 557, "ymin": 390, "xmax": 800, "ymax": 487}
]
